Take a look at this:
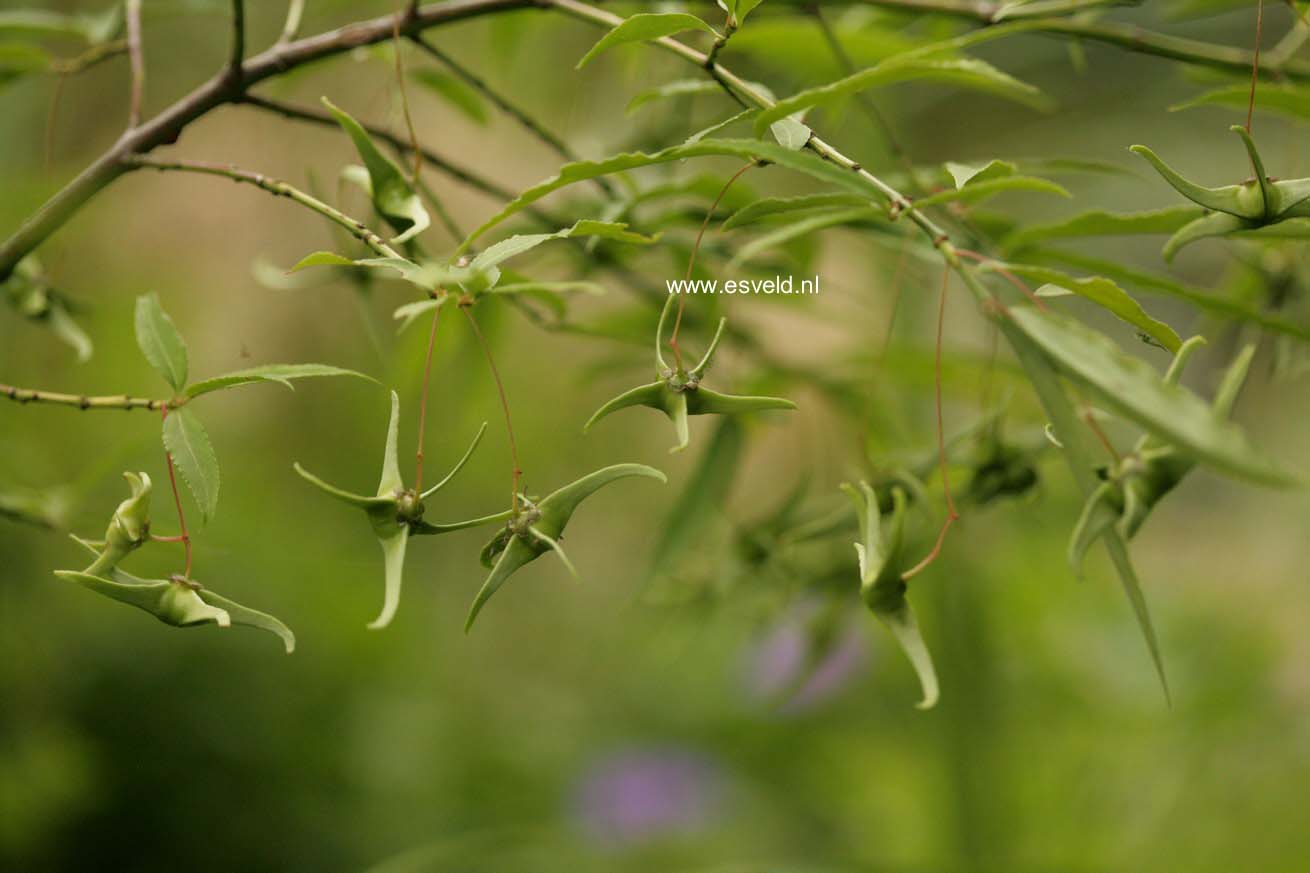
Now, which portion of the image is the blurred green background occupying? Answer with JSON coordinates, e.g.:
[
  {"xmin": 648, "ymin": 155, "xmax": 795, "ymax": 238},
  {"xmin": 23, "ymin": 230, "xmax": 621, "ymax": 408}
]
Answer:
[{"xmin": 3, "ymin": 1, "xmax": 1309, "ymax": 870}]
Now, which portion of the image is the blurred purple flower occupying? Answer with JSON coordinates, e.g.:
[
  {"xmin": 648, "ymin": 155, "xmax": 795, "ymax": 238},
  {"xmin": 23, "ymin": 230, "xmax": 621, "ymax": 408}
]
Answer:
[
  {"xmin": 571, "ymin": 746, "xmax": 722, "ymax": 845},
  {"xmin": 743, "ymin": 607, "xmax": 868, "ymax": 713}
]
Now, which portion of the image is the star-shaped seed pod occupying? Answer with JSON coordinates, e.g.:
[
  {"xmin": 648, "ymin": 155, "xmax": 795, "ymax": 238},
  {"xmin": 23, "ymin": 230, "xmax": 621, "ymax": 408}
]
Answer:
[
  {"xmin": 1131, "ymin": 126, "xmax": 1310, "ymax": 261},
  {"xmin": 584, "ymin": 295, "xmax": 796, "ymax": 453},
  {"xmin": 465, "ymin": 463, "xmax": 667, "ymax": 631},
  {"xmin": 53, "ymin": 481, "xmax": 294, "ymax": 651},
  {"xmin": 841, "ymin": 481, "xmax": 938, "ymax": 709},
  {"xmin": 1068, "ymin": 337, "xmax": 1254, "ymax": 574},
  {"xmin": 294, "ymin": 391, "xmax": 506, "ymax": 629}
]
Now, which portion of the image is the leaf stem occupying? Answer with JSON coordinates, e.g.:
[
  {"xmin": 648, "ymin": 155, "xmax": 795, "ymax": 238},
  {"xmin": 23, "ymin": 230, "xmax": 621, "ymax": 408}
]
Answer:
[
  {"xmin": 413, "ymin": 303, "xmax": 442, "ymax": 494},
  {"xmin": 903, "ymin": 264, "xmax": 960, "ymax": 580},
  {"xmin": 669, "ymin": 160, "xmax": 755, "ymax": 373},
  {"xmin": 160, "ymin": 407, "xmax": 193, "ymax": 580},
  {"xmin": 460, "ymin": 304, "xmax": 523, "ymax": 514}
]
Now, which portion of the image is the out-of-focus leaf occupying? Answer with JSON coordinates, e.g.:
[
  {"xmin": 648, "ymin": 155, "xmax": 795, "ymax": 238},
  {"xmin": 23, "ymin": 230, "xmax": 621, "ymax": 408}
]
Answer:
[
  {"xmin": 1007, "ymin": 305, "xmax": 1293, "ymax": 484},
  {"xmin": 753, "ymin": 57, "xmax": 1052, "ymax": 135},
  {"xmin": 945, "ymin": 159, "xmax": 1015, "ymax": 188},
  {"xmin": 0, "ymin": 5, "xmax": 120, "ymax": 43},
  {"xmin": 411, "ymin": 69, "xmax": 488, "ymax": 124},
  {"xmin": 1002, "ymin": 205, "xmax": 1204, "ymax": 251},
  {"xmin": 185, "ymin": 364, "xmax": 375, "ymax": 399},
  {"xmin": 914, "ymin": 175, "xmax": 1069, "ymax": 207},
  {"xmin": 723, "ymin": 193, "xmax": 867, "ymax": 229},
  {"xmin": 576, "ymin": 13, "xmax": 718, "ymax": 70},
  {"xmin": 648, "ymin": 419, "xmax": 744, "ymax": 581},
  {"xmin": 993, "ymin": 0, "xmax": 1139, "ymax": 20},
  {"xmin": 162, "ymin": 408, "xmax": 220, "ymax": 521},
  {"xmin": 727, "ymin": 207, "xmax": 882, "ymax": 270},
  {"xmin": 134, "ymin": 293, "xmax": 189, "ymax": 391},
  {"xmin": 322, "ymin": 97, "xmax": 430, "ymax": 244},
  {"xmin": 627, "ymin": 78, "xmax": 721, "ymax": 114},
  {"xmin": 1172, "ymin": 83, "xmax": 1310, "ymax": 120},
  {"xmin": 458, "ymin": 138, "xmax": 895, "ymax": 251}
]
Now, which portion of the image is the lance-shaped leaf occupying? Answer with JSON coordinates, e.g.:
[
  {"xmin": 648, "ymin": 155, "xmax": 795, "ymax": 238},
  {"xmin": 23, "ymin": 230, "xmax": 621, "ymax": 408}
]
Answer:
[
  {"xmin": 411, "ymin": 69, "xmax": 488, "ymax": 125},
  {"xmin": 135, "ymin": 293, "xmax": 188, "ymax": 391},
  {"xmin": 576, "ymin": 13, "xmax": 718, "ymax": 70},
  {"xmin": 323, "ymin": 97, "xmax": 430, "ymax": 244},
  {"xmin": 842, "ymin": 483, "xmax": 938, "ymax": 709},
  {"xmin": 4, "ymin": 258, "xmax": 94, "ymax": 360},
  {"xmin": 465, "ymin": 464, "xmax": 667, "ymax": 630},
  {"xmin": 185, "ymin": 364, "xmax": 375, "ymax": 399},
  {"xmin": 722, "ymin": 193, "xmax": 868, "ymax": 229},
  {"xmin": 162, "ymin": 408, "xmax": 220, "ymax": 522},
  {"xmin": 753, "ymin": 56, "xmax": 1052, "ymax": 135},
  {"xmin": 984, "ymin": 262, "xmax": 1181, "ymax": 351},
  {"xmin": 294, "ymin": 392, "xmax": 496, "ymax": 629},
  {"xmin": 1002, "ymin": 205, "xmax": 1204, "ymax": 252},
  {"xmin": 61, "ymin": 541, "xmax": 295, "ymax": 652},
  {"xmin": 584, "ymin": 296, "xmax": 795, "ymax": 452},
  {"xmin": 457, "ymin": 138, "xmax": 901, "ymax": 253},
  {"xmin": 1008, "ymin": 306, "xmax": 1292, "ymax": 485}
]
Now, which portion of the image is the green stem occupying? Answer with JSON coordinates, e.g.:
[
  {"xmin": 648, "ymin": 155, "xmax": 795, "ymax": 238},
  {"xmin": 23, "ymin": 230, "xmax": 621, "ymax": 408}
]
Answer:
[{"xmin": 2, "ymin": 384, "xmax": 166, "ymax": 411}]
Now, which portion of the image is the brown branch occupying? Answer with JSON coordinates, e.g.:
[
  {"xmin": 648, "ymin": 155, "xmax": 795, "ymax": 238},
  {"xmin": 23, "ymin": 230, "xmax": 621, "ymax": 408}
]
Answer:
[{"xmin": 0, "ymin": 0, "xmax": 546, "ymax": 283}]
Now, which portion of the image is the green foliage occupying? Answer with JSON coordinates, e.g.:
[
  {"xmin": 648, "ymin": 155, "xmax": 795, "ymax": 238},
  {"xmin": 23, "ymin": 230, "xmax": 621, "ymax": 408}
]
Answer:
[
  {"xmin": 322, "ymin": 97, "xmax": 430, "ymax": 244},
  {"xmin": 576, "ymin": 13, "xmax": 718, "ymax": 70}
]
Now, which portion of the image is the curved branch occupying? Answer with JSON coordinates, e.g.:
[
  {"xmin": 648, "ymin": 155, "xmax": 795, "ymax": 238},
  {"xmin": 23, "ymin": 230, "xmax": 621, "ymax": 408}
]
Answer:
[
  {"xmin": 124, "ymin": 156, "xmax": 403, "ymax": 259},
  {"xmin": 0, "ymin": 0, "xmax": 546, "ymax": 282}
]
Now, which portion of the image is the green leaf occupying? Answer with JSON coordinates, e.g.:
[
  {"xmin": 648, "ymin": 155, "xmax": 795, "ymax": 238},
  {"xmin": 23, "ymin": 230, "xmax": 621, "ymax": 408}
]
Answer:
[
  {"xmin": 647, "ymin": 419, "xmax": 743, "ymax": 582},
  {"xmin": 162, "ymin": 408, "xmax": 221, "ymax": 521},
  {"xmin": 134, "ymin": 293, "xmax": 189, "ymax": 391},
  {"xmin": 753, "ymin": 57, "xmax": 1052, "ymax": 135},
  {"xmin": 1021, "ymin": 248, "xmax": 1310, "ymax": 341},
  {"xmin": 985, "ymin": 262, "xmax": 1181, "ymax": 352},
  {"xmin": 0, "ymin": 42, "xmax": 51, "ymax": 87},
  {"xmin": 945, "ymin": 159, "xmax": 1014, "ymax": 188},
  {"xmin": 723, "ymin": 193, "xmax": 867, "ymax": 229},
  {"xmin": 1002, "ymin": 206, "xmax": 1204, "ymax": 252},
  {"xmin": 0, "ymin": 6, "xmax": 120, "ymax": 43},
  {"xmin": 726, "ymin": 207, "xmax": 882, "ymax": 270},
  {"xmin": 576, "ymin": 13, "xmax": 718, "ymax": 70},
  {"xmin": 989, "ymin": 297, "xmax": 1170, "ymax": 700},
  {"xmin": 1007, "ymin": 305, "xmax": 1293, "ymax": 484},
  {"xmin": 627, "ymin": 79, "xmax": 721, "ymax": 114},
  {"xmin": 769, "ymin": 115, "xmax": 812, "ymax": 151},
  {"xmin": 457, "ymin": 138, "xmax": 898, "ymax": 253},
  {"xmin": 185, "ymin": 364, "xmax": 375, "ymax": 399},
  {"xmin": 392, "ymin": 297, "xmax": 446, "ymax": 334},
  {"xmin": 470, "ymin": 220, "xmax": 660, "ymax": 277},
  {"xmin": 913, "ymin": 175, "xmax": 1069, "ymax": 208},
  {"xmin": 322, "ymin": 97, "xmax": 430, "ymax": 244},
  {"xmin": 411, "ymin": 69, "xmax": 488, "ymax": 124},
  {"xmin": 1172, "ymin": 83, "xmax": 1310, "ymax": 121}
]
